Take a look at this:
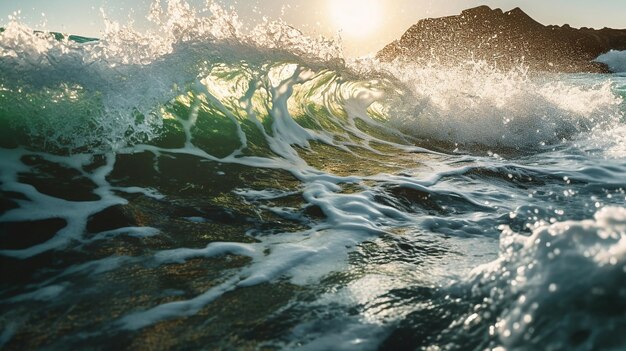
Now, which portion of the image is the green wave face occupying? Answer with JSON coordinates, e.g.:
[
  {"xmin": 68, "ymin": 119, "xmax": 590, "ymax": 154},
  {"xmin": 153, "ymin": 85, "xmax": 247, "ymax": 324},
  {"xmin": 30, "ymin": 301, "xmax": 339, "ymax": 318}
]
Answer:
[{"xmin": 0, "ymin": 58, "xmax": 405, "ymax": 159}]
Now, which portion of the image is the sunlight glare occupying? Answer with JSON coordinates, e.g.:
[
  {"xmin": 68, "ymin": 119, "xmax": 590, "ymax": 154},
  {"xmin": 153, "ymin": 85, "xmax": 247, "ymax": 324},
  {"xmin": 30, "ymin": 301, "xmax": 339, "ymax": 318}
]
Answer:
[{"xmin": 328, "ymin": 0, "xmax": 383, "ymax": 39}]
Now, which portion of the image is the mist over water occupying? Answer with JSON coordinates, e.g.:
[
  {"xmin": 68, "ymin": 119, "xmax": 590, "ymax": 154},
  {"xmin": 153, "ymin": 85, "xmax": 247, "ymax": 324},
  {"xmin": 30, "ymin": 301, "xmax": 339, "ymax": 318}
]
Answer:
[{"xmin": 1, "ymin": 1, "xmax": 626, "ymax": 350}]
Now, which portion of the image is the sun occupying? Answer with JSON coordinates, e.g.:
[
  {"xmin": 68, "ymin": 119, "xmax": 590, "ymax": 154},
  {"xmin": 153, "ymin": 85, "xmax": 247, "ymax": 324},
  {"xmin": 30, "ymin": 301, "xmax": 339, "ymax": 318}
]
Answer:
[{"xmin": 328, "ymin": 0, "xmax": 384, "ymax": 39}]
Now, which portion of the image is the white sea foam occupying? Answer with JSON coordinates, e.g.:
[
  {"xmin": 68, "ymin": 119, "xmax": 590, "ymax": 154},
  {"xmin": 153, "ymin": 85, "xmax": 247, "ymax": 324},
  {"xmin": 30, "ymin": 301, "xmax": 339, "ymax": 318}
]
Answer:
[
  {"xmin": 119, "ymin": 173, "xmax": 409, "ymax": 329},
  {"xmin": 456, "ymin": 207, "xmax": 626, "ymax": 349},
  {"xmin": 0, "ymin": 148, "xmax": 158, "ymax": 258},
  {"xmin": 377, "ymin": 61, "xmax": 624, "ymax": 149}
]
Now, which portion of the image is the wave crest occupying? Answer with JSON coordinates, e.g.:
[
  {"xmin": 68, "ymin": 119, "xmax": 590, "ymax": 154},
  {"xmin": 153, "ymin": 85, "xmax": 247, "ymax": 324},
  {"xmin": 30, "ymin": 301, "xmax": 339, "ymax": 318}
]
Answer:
[
  {"xmin": 378, "ymin": 61, "xmax": 623, "ymax": 149},
  {"xmin": 596, "ymin": 50, "xmax": 626, "ymax": 73},
  {"xmin": 451, "ymin": 207, "xmax": 626, "ymax": 350}
]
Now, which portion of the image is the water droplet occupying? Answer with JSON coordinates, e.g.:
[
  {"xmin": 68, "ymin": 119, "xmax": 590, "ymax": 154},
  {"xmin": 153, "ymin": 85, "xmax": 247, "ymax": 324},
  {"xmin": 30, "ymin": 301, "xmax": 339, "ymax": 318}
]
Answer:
[{"xmin": 464, "ymin": 313, "xmax": 479, "ymax": 326}]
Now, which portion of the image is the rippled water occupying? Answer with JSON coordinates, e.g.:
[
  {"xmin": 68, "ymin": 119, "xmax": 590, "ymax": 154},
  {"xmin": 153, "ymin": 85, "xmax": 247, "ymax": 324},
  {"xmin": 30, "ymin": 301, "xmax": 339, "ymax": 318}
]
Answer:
[{"xmin": 1, "ymin": 1, "xmax": 625, "ymax": 350}]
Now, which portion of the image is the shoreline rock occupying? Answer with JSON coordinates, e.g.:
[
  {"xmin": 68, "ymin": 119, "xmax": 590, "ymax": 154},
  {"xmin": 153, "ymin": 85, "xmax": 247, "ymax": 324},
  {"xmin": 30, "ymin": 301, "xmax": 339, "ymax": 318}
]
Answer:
[{"xmin": 377, "ymin": 5, "xmax": 626, "ymax": 73}]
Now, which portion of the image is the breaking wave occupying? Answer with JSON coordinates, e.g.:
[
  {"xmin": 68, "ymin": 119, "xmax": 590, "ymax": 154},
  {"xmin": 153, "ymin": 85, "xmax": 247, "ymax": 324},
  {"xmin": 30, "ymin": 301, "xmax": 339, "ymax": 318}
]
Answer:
[{"xmin": 596, "ymin": 50, "xmax": 626, "ymax": 73}]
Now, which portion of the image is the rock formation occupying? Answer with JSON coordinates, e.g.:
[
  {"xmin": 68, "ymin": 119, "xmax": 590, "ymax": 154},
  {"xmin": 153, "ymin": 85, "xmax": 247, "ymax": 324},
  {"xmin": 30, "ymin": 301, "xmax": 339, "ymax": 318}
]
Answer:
[
  {"xmin": 377, "ymin": 6, "xmax": 626, "ymax": 73},
  {"xmin": 0, "ymin": 27, "xmax": 97, "ymax": 44}
]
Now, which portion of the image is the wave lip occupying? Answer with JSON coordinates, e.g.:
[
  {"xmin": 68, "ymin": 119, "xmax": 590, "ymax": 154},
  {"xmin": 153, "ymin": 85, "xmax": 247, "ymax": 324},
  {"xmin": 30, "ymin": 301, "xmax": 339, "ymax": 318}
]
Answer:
[{"xmin": 595, "ymin": 50, "xmax": 626, "ymax": 73}]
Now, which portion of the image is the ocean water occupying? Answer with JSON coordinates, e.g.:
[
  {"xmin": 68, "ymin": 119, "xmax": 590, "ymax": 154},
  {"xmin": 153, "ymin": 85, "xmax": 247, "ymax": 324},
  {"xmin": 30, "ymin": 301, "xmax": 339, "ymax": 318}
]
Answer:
[{"xmin": 1, "ymin": 2, "xmax": 626, "ymax": 350}]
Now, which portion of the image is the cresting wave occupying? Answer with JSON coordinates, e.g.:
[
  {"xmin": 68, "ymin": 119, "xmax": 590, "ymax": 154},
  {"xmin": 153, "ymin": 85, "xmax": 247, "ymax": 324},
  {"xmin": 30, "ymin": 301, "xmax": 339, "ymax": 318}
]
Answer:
[
  {"xmin": 1, "ymin": 1, "xmax": 626, "ymax": 350},
  {"xmin": 0, "ymin": 1, "xmax": 623, "ymax": 153},
  {"xmin": 596, "ymin": 50, "xmax": 626, "ymax": 74},
  {"xmin": 410, "ymin": 206, "xmax": 626, "ymax": 351},
  {"xmin": 381, "ymin": 61, "xmax": 623, "ymax": 149},
  {"xmin": 0, "ymin": 0, "xmax": 343, "ymax": 152},
  {"xmin": 470, "ymin": 207, "xmax": 626, "ymax": 350}
]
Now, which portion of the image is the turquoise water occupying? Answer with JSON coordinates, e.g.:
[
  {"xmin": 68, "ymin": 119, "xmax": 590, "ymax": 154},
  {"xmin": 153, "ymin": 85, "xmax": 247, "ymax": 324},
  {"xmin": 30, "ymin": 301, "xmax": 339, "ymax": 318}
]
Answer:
[{"xmin": 1, "ymin": 2, "xmax": 626, "ymax": 350}]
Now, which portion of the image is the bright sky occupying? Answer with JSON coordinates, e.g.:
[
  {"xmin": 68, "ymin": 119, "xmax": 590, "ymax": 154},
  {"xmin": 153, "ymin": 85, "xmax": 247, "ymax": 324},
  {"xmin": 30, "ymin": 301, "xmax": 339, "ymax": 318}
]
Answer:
[{"xmin": 1, "ymin": 0, "xmax": 625, "ymax": 56}]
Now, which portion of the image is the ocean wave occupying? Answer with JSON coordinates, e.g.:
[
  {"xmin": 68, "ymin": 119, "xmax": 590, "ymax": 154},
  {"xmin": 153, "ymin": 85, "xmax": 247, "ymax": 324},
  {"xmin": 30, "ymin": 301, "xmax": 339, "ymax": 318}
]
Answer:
[
  {"xmin": 1, "ymin": 2, "xmax": 624, "ymax": 154},
  {"xmin": 443, "ymin": 206, "xmax": 626, "ymax": 350},
  {"xmin": 596, "ymin": 50, "xmax": 626, "ymax": 73},
  {"xmin": 0, "ymin": 0, "xmax": 343, "ymax": 152},
  {"xmin": 378, "ymin": 61, "xmax": 624, "ymax": 150}
]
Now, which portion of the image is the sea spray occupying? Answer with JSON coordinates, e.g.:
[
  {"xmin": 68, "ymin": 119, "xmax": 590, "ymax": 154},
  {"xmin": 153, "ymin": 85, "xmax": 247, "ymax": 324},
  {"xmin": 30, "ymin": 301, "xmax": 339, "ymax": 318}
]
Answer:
[
  {"xmin": 431, "ymin": 207, "xmax": 626, "ymax": 350},
  {"xmin": 376, "ymin": 60, "xmax": 623, "ymax": 149}
]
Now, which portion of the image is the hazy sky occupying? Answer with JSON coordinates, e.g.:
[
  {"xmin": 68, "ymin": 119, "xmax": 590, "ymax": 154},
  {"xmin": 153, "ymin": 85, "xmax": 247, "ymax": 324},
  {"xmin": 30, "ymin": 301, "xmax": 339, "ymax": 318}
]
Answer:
[{"xmin": 1, "ymin": 0, "xmax": 625, "ymax": 56}]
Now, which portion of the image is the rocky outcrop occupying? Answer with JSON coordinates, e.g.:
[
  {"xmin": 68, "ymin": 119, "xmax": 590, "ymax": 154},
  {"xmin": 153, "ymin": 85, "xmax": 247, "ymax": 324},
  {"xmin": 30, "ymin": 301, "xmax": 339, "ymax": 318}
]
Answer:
[
  {"xmin": 0, "ymin": 27, "xmax": 97, "ymax": 44},
  {"xmin": 377, "ymin": 6, "xmax": 626, "ymax": 73}
]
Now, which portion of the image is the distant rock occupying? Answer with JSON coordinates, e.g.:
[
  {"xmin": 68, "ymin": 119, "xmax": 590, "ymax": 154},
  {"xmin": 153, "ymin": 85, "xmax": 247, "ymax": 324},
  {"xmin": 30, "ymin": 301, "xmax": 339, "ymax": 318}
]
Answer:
[
  {"xmin": 43, "ymin": 31, "xmax": 98, "ymax": 44},
  {"xmin": 0, "ymin": 27, "xmax": 97, "ymax": 44},
  {"xmin": 377, "ymin": 6, "xmax": 626, "ymax": 73}
]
